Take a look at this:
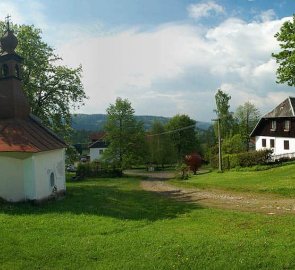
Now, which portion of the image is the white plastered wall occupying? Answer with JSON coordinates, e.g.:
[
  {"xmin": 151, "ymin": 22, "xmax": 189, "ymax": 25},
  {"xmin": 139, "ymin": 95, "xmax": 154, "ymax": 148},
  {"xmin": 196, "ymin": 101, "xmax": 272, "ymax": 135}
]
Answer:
[
  {"xmin": 0, "ymin": 156, "xmax": 24, "ymax": 202},
  {"xmin": 90, "ymin": 148, "xmax": 105, "ymax": 162},
  {"xmin": 255, "ymin": 136, "xmax": 295, "ymax": 155},
  {"xmin": 33, "ymin": 148, "xmax": 66, "ymax": 200},
  {"xmin": 0, "ymin": 149, "xmax": 65, "ymax": 202}
]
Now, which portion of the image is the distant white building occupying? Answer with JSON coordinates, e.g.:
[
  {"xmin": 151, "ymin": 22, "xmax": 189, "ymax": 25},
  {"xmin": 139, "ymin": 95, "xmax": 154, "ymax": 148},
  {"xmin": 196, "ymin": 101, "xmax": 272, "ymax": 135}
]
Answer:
[
  {"xmin": 0, "ymin": 22, "xmax": 66, "ymax": 202},
  {"xmin": 251, "ymin": 97, "xmax": 295, "ymax": 159},
  {"xmin": 89, "ymin": 132, "xmax": 108, "ymax": 161}
]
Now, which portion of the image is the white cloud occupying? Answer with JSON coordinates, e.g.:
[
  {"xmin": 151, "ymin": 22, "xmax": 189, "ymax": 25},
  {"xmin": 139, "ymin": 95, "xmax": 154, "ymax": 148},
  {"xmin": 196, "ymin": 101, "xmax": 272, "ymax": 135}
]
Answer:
[
  {"xmin": 257, "ymin": 9, "xmax": 277, "ymax": 22},
  {"xmin": 58, "ymin": 15, "xmax": 293, "ymax": 121},
  {"xmin": 187, "ymin": 1, "xmax": 225, "ymax": 20}
]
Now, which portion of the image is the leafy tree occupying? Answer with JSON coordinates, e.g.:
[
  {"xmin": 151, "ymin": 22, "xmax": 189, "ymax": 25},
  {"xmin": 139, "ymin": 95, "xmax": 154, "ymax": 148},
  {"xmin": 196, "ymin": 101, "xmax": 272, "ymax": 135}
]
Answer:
[
  {"xmin": 166, "ymin": 114, "xmax": 198, "ymax": 162},
  {"xmin": 0, "ymin": 22, "xmax": 86, "ymax": 138},
  {"xmin": 214, "ymin": 89, "xmax": 236, "ymax": 138},
  {"xmin": 222, "ymin": 134, "xmax": 245, "ymax": 154},
  {"xmin": 147, "ymin": 121, "xmax": 177, "ymax": 167},
  {"xmin": 272, "ymin": 15, "xmax": 295, "ymax": 86},
  {"xmin": 104, "ymin": 98, "xmax": 147, "ymax": 171},
  {"xmin": 235, "ymin": 102, "xmax": 260, "ymax": 151}
]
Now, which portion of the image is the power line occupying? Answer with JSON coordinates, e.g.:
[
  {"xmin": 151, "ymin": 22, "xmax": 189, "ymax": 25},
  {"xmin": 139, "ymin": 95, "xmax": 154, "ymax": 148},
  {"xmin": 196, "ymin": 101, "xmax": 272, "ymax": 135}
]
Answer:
[{"xmin": 146, "ymin": 124, "xmax": 196, "ymax": 137}]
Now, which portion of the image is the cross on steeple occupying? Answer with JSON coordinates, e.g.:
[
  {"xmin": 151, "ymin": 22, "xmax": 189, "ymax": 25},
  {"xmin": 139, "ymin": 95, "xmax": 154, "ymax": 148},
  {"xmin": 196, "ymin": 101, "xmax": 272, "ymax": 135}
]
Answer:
[{"xmin": 5, "ymin": 15, "xmax": 11, "ymax": 30}]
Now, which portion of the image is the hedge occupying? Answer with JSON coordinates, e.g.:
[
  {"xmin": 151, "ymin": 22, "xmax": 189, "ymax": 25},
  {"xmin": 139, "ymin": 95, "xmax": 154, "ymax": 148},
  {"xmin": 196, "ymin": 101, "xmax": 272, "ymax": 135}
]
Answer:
[
  {"xmin": 76, "ymin": 162, "xmax": 122, "ymax": 179},
  {"xmin": 211, "ymin": 149, "xmax": 273, "ymax": 169}
]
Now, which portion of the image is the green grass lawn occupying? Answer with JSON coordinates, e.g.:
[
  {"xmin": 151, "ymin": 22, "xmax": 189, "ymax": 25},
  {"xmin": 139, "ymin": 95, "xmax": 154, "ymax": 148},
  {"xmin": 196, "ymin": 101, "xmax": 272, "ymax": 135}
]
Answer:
[
  {"xmin": 1, "ymin": 176, "xmax": 295, "ymax": 269},
  {"xmin": 171, "ymin": 163, "xmax": 295, "ymax": 197}
]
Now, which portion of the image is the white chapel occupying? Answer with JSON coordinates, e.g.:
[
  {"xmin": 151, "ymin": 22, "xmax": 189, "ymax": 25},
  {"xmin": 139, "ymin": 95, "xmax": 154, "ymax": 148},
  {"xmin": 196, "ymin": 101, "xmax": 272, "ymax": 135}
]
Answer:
[{"xmin": 0, "ymin": 20, "xmax": 67, "ymax": 202}]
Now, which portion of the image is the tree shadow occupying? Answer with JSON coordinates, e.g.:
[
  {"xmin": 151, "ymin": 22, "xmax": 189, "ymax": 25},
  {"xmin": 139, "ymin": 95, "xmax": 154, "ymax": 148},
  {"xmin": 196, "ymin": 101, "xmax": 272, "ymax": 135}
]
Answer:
[{"xmin": 0, "ymin": 180, "xmax": 202, "ymax": 221}]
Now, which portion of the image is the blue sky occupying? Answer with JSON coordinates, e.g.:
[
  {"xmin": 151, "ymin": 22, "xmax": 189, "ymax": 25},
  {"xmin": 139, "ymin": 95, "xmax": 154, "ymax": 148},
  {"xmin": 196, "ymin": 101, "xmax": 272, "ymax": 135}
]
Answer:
[{"xmin": 0, "ymin": 0, "xmax": 295, "ymax": 121}]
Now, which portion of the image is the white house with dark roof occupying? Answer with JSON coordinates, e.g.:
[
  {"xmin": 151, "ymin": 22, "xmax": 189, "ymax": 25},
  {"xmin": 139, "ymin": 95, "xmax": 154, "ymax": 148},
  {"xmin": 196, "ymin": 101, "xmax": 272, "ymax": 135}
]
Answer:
[
  {"xmin": 0, "ymin": 21, "xmax": 66, "ymax": 202},
  {"xmin": 251, "ymin": 97, "xmax": 295, "ymax": 158},
  {"xmin": 89, "ymin": 132, "xmax": 108, "ymax": 162}
]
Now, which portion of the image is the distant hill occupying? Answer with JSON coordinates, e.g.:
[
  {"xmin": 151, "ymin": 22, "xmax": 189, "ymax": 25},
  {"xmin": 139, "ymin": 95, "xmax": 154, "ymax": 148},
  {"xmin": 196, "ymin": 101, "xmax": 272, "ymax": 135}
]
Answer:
[{"xmin": 71, "ymin": 114, "xmax": 211, "ymax": 131}]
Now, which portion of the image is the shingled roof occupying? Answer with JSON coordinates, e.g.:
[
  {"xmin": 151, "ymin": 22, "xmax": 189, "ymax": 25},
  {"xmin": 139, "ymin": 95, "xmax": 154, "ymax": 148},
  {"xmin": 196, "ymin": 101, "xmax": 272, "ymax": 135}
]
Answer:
[
  {"xmin": 250, "ymin": 97, "xmax": 295, "ymax": 137},
  {"xmin": 263, "ymin": 97, "xmax": 295, "ymax": 118},
  {"xmin": 0, "ymin": 115, "xmax": 66, "ymax": 153}
]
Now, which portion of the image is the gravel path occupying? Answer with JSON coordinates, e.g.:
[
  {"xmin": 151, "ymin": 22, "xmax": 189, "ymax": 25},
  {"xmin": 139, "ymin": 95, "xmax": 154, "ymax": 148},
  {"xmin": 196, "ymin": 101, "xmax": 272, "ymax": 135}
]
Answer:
[{"xmin": 139, "ymin": 178, "xmax": 295, "ymax": 215}]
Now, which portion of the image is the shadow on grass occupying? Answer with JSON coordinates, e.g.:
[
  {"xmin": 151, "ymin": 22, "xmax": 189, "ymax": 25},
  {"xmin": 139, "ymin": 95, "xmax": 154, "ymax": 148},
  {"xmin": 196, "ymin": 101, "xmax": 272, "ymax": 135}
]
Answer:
[{"xmin": 0, "ymin": 179, "xmax": 201, "ymax": 221}]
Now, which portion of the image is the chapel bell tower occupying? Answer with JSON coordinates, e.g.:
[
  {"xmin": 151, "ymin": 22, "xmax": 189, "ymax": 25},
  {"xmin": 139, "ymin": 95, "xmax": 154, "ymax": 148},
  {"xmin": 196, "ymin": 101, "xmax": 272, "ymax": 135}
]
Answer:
[{"xmin": 0, "ymin": 16, "xmax": 30, "ymax": 119}]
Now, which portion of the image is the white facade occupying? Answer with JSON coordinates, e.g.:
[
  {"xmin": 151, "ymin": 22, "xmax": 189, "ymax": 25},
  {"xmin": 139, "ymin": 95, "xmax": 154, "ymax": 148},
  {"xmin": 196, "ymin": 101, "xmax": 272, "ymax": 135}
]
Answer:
[
  {"xmin": 0, "ymin": 149, "xmax": 65, "ymax": 202},
  {"xmin": 255, "ymin": 136, "xmax": 295, "ymax": 156},
  {"xmin": 90, "ymin": 148, "xmax": 105, "ymax": 162}
]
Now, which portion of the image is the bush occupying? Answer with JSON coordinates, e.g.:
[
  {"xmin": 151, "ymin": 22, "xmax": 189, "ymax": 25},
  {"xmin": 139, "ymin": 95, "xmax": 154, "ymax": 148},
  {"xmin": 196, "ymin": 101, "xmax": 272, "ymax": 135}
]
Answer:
[
  {"xmin": 175, "ymin": 163, "xmax": 190, "ymax": 180},
  {"xmin": 76, "ymin": 162, "xmax": 122, "ymax": 179},
  {"xmin": 210, "ymin": 149, "xmax": 272, "ymax": 169}
]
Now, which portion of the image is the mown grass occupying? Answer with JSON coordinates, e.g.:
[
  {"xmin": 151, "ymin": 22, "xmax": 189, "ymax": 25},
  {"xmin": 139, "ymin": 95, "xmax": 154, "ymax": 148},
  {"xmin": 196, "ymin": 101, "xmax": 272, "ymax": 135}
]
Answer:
[
  {"xmin": 1, "ymin": 177, "xmax": 295, "ymax": 269},
  {"xmin": 171, "ymin": 163, "xmax": 295, "ymax": 197}
]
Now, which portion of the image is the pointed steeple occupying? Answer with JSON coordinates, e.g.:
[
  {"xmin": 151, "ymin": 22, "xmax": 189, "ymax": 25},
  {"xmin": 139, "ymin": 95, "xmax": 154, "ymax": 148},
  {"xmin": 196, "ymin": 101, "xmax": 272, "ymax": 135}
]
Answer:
[{"xmin": 0, "ymin": 16, "xmax": 30, "ymax": 119}]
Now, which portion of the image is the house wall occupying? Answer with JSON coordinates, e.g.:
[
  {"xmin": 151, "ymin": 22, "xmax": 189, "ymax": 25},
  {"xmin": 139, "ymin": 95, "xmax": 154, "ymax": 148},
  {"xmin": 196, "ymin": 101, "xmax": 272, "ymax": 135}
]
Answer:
[
  {"xmin": 33, "ymin": 149, "xmax": 66, "ymax": 200},
  {"xmin": 90, "ymin": 148, "xmax": 106, "ymax": 162},
  {"xmin": 256, "ymin": 136, "xmax": 295, "ymax": 155},
  {"xmin": 252, "ymin": 118, "xmax": 295, "ymax": 138},
  {"xmin": 0, "ymin": 156, "xmax": 25, "ymax": 202}
]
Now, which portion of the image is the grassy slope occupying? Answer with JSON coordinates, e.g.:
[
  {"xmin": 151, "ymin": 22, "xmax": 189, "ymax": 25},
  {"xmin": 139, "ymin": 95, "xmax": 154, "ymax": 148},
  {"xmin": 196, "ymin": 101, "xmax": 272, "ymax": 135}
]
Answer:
[
  {"xmin": 1, "ymin": 177, "xmax": 295, "ymax": 269},
  {"xmin": 172, "ymin": 163, "xmax": 295, "ymax": 197}
]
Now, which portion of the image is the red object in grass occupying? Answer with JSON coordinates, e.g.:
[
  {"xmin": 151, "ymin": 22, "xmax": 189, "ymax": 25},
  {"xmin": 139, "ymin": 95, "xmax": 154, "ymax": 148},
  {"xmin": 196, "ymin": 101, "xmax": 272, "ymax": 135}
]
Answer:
[{"xmin": 185, "ymin": 153, "xmax": 202, "ymax": 175}]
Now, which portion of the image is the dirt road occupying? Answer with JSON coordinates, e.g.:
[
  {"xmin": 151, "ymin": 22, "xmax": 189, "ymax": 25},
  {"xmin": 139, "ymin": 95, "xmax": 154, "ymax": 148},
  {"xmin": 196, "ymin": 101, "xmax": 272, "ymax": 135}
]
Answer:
[{"xmin": 140, "ymin": 178, "xmax": 295, "ymax": 215}]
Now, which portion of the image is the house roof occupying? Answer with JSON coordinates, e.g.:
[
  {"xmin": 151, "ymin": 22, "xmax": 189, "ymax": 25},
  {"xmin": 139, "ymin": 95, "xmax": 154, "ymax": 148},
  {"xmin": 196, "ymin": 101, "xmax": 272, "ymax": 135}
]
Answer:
[
  {"xmin": 90, "ymin": 131, "xmax": 106, "ymax": 142},
  {"xmin": 0, "ymin": 115, "xmax": 66, "ymax": 153},
  {"xmin": 250, "ymin": 97, "xmax": 295, "ymax": 137},
  {"xmin": 263, "ymin": 97, "xmax": 295, "ymax": 118},
  {"xmin": 89, "ymin": 139, "xmax": 108, "ymax": 149}
]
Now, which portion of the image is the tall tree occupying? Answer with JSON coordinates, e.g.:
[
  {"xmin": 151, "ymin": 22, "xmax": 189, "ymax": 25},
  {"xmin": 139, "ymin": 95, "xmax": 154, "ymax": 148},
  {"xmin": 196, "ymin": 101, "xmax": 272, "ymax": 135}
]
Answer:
[
  {"xmin": 0, "ymin": 22, "xmax": 86, "ymax": 138},
  {"xmin": 272, "ymin": 15, "xmax": 295, "ymax": 86},
  {"xmin": 147, "ymin": 121, "xmax": 177, "ymax": 167},
  {"xmin": 235, "ymin": 102, "xmax": 261, "ymax": 151},
  {"xmin": 214, "ymin": 89, "xmax": 235, "ymax": 139},
  {"xmin": 166, "ymin": 114, "xmax": 198, "ymax": 162},
  {"xmin": 104, "ymin": 98, "xmax": 146, "ymax": 170}
]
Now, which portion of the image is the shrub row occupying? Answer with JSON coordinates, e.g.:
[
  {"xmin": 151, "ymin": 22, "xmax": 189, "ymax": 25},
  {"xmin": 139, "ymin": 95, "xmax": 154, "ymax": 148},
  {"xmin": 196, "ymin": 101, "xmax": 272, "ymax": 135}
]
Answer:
[
  {"xmin": 76, "ymin": 162, "xmax": 122, "ymax": 179},
  {"xmin": 211, "ymin": 149, "xmax": 272, "ymax": 169}
]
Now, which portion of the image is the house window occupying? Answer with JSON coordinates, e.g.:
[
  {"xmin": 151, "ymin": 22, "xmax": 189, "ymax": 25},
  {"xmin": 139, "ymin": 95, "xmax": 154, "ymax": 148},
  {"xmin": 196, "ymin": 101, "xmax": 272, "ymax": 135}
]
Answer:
[
  {"xmin": 284, "ymin": 120, "xmax": 290, "ymax": 131},
  {"xmin": 270, "ymin": 139, "xmax": 275, "ymax": 148},
  {"xmin": 262, "ymin": 139, "xmax": 266, "ymax": 147},
  {"xmin": 50, "ymin": 172, "xmax": 55, "ymax": 187},
  {"xmin": 99, "ymin": 149, "xmax": 104, "ymax": 154},
  {"xmin": 284, "ymin": 140, "xmax": 289, "ymax": 150},
  {"xmin": 271, "ymin": 120, "xmax": 276, "ymax": 131}
]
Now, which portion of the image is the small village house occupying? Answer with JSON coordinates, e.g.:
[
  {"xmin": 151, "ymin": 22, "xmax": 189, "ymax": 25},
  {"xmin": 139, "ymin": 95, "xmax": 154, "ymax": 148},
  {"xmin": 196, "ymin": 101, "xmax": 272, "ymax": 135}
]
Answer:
[
  {"xmin": 251, "ymin": 97, "xmax": 295, "ymax": 159},
  {"xmin": 0, "ymin": 22, "xmax": 67, "ymax": 202},
  {"xmin": 89, "ymin": 132, "xmax": 108, "ymax": 162}
]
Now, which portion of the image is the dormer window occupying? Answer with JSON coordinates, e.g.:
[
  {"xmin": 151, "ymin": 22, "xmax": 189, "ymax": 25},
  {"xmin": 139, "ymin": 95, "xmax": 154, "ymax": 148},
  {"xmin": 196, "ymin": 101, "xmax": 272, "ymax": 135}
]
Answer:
[
  {"xmin": 271, "ymin": 120, "xmax": 276, "ymax": 131},
  {"xmin": 284, "ymin": 120, "xmax": 290, "ymax": 131}
]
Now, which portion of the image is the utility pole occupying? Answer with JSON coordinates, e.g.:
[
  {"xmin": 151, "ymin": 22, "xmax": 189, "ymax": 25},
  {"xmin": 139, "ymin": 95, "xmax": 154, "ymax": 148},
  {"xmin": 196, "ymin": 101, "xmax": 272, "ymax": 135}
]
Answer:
[{"xmin": 212, "ymin": 118, "xmax": 223, "ymax": 172}]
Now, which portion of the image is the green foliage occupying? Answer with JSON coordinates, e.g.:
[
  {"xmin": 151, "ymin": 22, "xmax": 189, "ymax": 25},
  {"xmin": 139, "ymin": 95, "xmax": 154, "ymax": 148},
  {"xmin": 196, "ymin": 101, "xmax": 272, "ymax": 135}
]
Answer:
[
  {"xmin": 104, "ymin": 98, "xmax": 147, "ymax": 170},
  {"xmin": 166, "ymin": 114, "xmax": 198, "ymax": 161},
  {"xmin": 147, "ymin": 121, "xmax": 177, "ymax": 167},
  {"xmin": 211, "ymin": 149, "xmax": 272, "ymax": 169},
  {"xmin": 175, "ymin": 163, "xmax": 190, "ymax": 180},
  {"xmin": 234, "ymin": 102, "xmax": 261, "ymax": 151},
  {"xmin": 0, "ymin": 22, "xmax": 87, "ymax": 140},
  {"xmin": 272, "ymin": 15, "xmax": 295, "ymax": 87},
  {"xmin": 76, "ymin": 162, "xmax": 122, "ymax": 178},
  {"xmin": 222, "ymin": 134, "xmax": 246, "ymax": 154},
  {"xmin": 65, "ymin": 146, "xmax": 79, "ymax": 165},
  {"xmin": 214, "ymin": 89, "xmax": 236, "ymax": 139}
]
